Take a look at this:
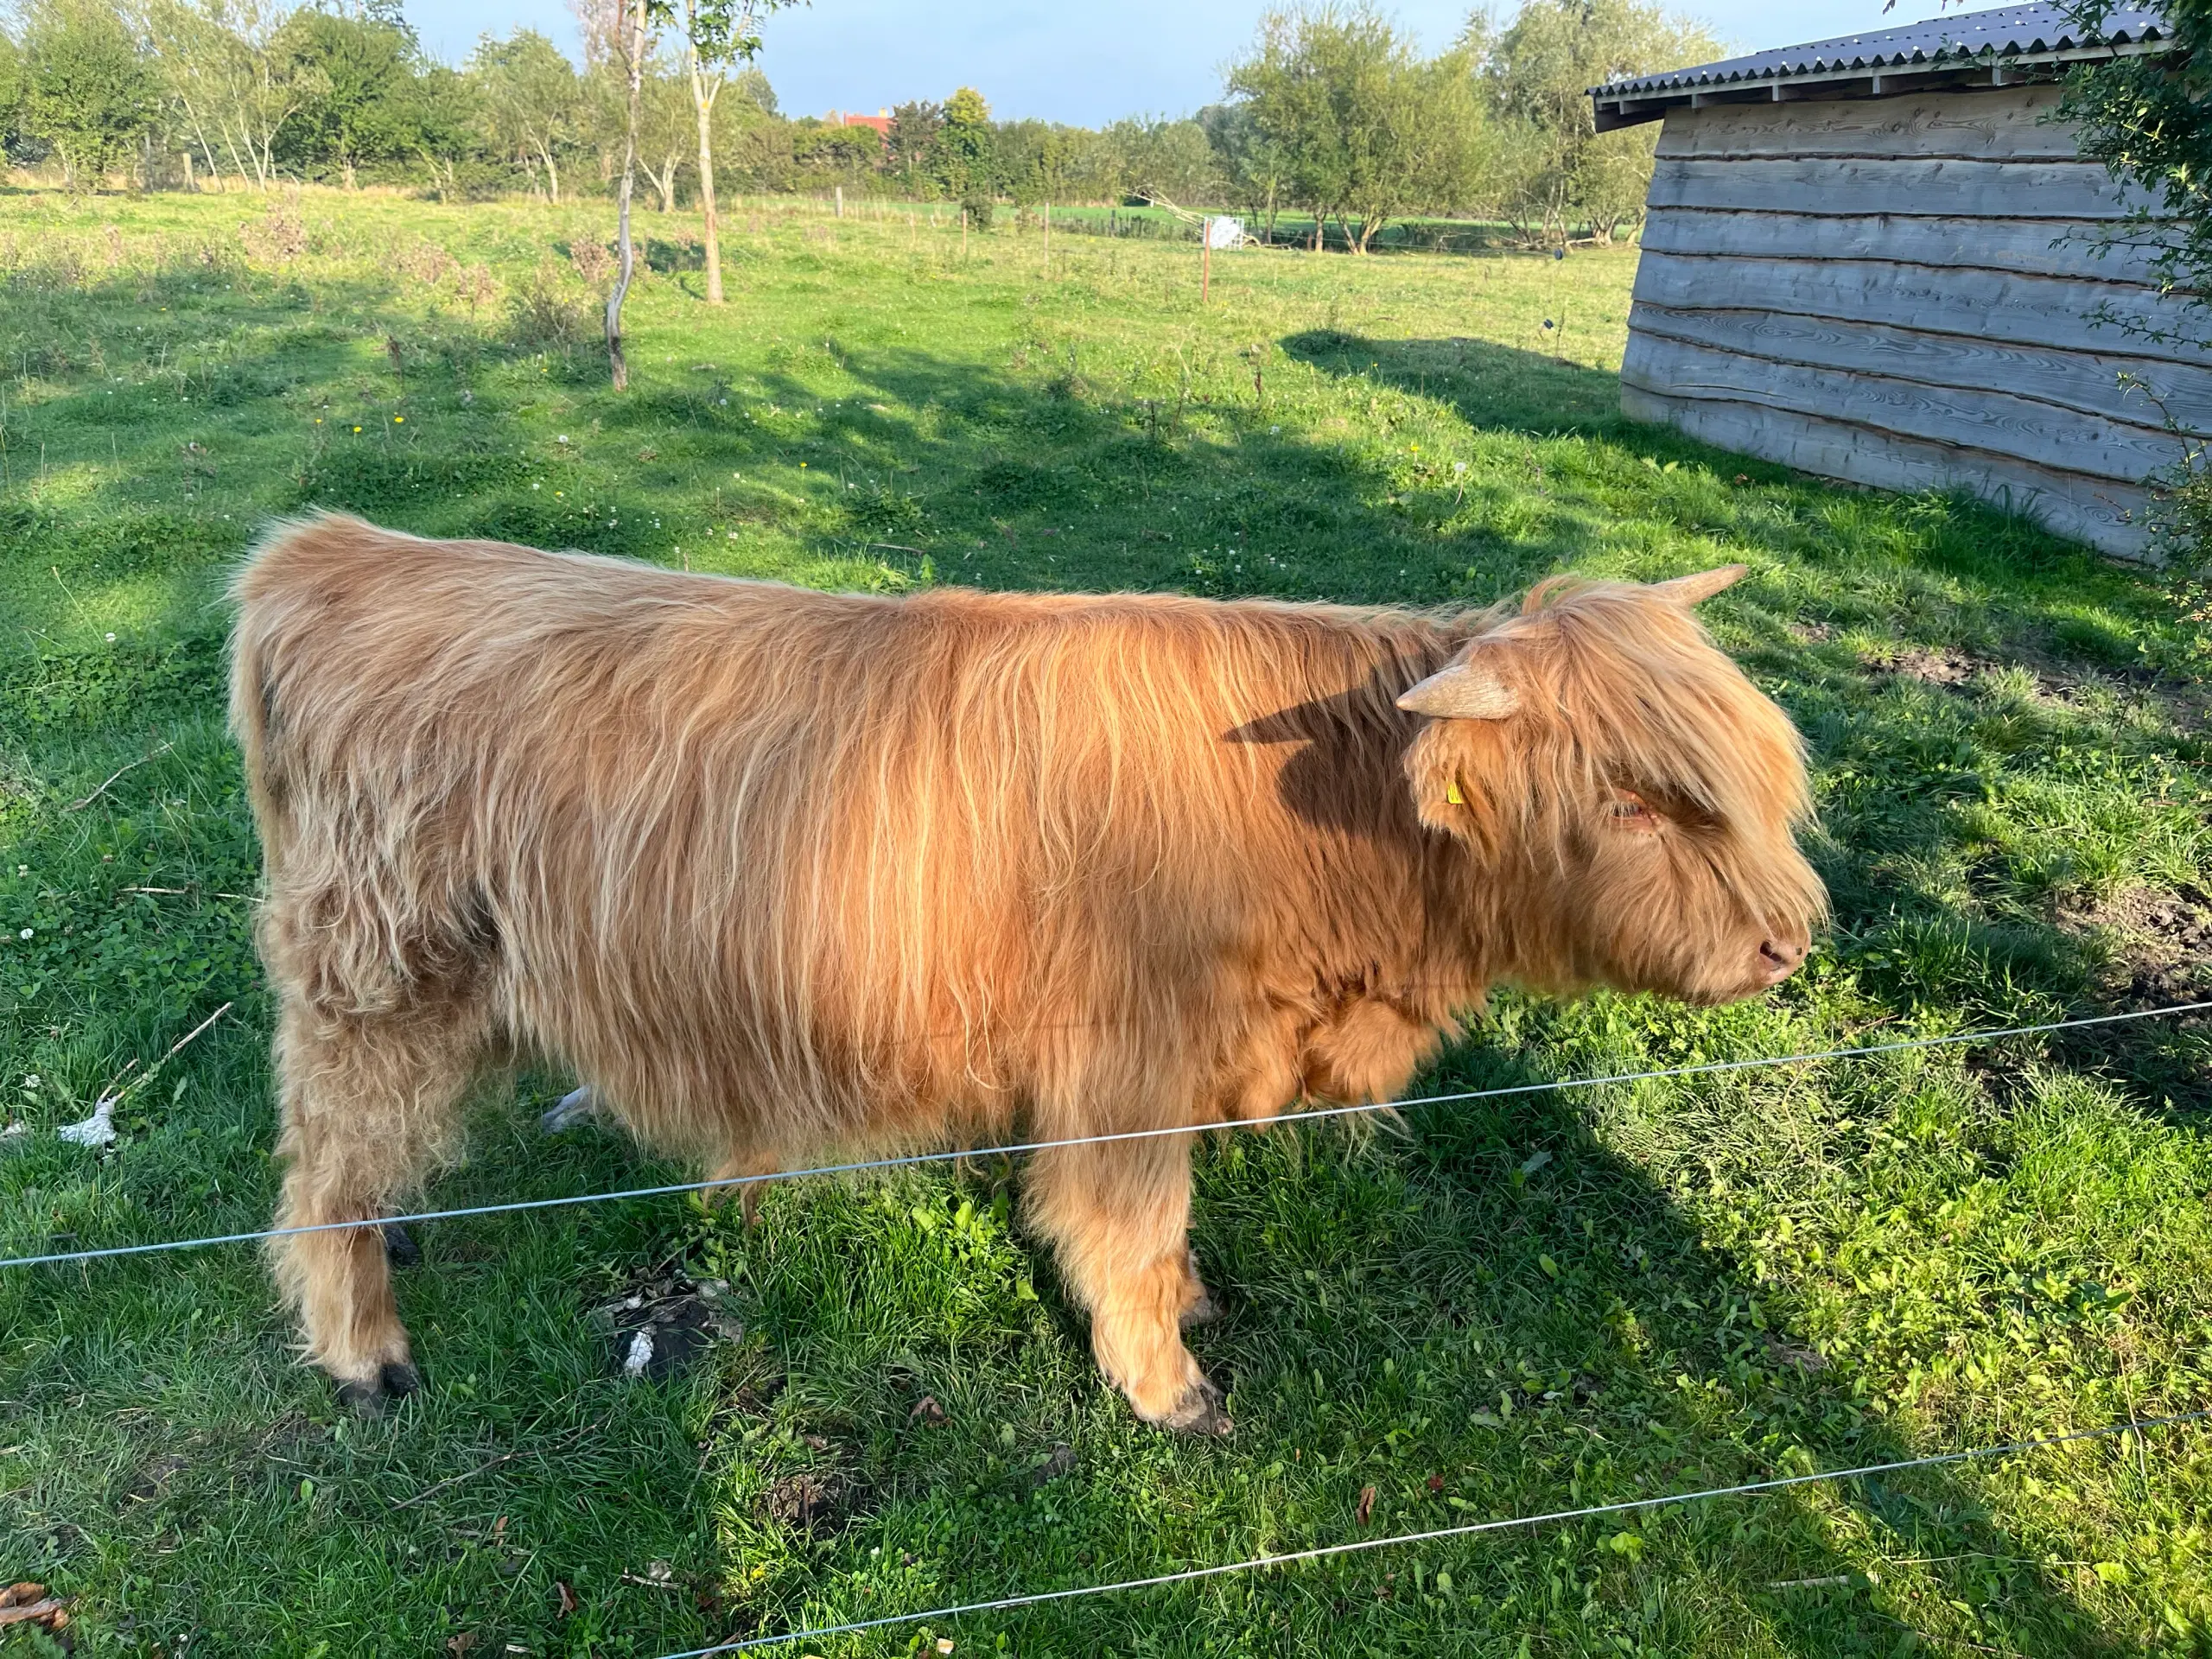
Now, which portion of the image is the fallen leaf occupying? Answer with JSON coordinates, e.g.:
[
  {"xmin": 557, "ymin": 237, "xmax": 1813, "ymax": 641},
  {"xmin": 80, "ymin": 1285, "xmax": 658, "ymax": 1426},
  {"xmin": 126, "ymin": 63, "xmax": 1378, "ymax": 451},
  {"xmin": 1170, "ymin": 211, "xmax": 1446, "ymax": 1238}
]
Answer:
[
  {"xmin": 0, "ymin": 1586, "xmax": 42, "ymax": 1608},
  {"xmin": 1356, "ymin": 1484, "xmax": 1376, "ymax": 1526},
  {"xmin": 908, "ymin": 1395, "xmax": 947, "ymax": 1427},
  {"xmin": 446, "ymin": 1635, "xmax": 476, "ymax": 1656},
  {"xmin": 1426, "ymin": 1473, "xmax": 1444, "ymax": 1493},
  {"xmin": 555, "ymin": 1580, "xmax": 578, "ymax": 1618},
  {"xmin": 0, "ymin": 1598, "xmax": 69, "ymax": 1630}
]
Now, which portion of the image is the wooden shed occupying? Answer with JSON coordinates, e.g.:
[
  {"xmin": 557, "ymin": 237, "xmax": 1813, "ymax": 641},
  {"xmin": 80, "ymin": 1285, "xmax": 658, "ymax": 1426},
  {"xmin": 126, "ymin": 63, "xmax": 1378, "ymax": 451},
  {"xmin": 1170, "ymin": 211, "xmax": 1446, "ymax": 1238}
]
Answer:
[{"xmin": 1590, "ymin": 4, "xmax": 2196, "ymax": 558}]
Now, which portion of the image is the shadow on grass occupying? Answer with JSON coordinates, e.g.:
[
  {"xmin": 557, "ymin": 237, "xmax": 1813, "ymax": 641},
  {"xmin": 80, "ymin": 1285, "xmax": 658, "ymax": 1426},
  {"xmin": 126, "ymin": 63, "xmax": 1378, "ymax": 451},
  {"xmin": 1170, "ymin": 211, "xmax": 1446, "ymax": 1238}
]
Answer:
[{"xmin": 670, "ymin": 1030, "xmax": 2140, "ymax": 1658}]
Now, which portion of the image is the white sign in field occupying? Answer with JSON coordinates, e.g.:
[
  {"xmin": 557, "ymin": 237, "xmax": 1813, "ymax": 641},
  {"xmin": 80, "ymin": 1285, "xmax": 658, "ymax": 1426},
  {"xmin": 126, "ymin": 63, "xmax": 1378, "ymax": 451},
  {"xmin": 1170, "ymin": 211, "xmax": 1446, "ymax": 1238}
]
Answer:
[{"xmin": 1203, "ymin": 216, "xmax": 1243, "ymax": 250}]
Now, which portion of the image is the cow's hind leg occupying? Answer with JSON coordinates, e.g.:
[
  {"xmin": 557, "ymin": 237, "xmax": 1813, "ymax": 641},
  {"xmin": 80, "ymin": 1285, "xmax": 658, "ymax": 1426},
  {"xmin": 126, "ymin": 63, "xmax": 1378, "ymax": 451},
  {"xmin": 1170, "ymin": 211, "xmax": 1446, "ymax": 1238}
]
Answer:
[
  {"xmin": 1177, "ymin": 1246, "xmax": 1221, "ymax": 1330},
  {"xmin": 267, "ymin": 995, "xmax": 485, "ymax": 1414},
  {"xmin": 1027, "ymin": 1141, "xmax": 1230, "ymax": 1435}
]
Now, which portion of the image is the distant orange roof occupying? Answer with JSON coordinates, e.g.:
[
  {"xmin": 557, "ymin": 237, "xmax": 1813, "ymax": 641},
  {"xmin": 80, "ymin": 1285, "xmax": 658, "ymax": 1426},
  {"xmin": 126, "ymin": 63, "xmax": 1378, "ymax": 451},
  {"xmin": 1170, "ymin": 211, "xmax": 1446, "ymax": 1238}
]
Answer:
[{"xmin": 827, "ymin": 110, "xmax": 892, "ymax": 137}]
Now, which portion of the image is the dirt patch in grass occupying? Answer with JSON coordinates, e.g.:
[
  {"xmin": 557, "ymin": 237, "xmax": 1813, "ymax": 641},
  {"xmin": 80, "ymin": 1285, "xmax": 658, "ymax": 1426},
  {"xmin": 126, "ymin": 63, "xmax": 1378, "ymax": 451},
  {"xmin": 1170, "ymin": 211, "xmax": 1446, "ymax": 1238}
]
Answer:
[
  {"xmin": 760, "ymin": 1469, "xmax": 855, "ymax": 1531},
  {"xmin": 1870, "ymin": 646, "xmax": 1989, "ymax": 688},
  {"xmin": 1865, "ymin": 641, "xmax": 2212, "ymax": 728},
  {"xmin": 2063, "ymin": 884, "xmax": 2212, "ymax": 1008},
  {"xmin": 2044, "ymin": 884, "xmax": 2212, "ymax": 1112}
]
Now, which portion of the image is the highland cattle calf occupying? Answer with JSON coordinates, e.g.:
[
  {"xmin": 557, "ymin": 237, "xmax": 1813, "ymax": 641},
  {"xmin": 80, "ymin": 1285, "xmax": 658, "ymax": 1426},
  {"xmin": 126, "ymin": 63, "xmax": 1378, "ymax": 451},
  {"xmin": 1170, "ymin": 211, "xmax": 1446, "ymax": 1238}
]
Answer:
[{"xmin": 231, "ymin": 514, "xmax": 1824, "ymax": 1429}]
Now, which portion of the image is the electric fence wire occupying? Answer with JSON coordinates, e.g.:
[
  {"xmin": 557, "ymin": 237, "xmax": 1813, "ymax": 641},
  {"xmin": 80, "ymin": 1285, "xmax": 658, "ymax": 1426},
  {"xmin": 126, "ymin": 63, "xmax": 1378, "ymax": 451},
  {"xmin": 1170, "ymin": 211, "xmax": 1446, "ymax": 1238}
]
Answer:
[
  {"xmin": 651, "ymin": 1408, "xmax": 2212, "ymax": 1658},
  {"xmin": 3, "ymin": 997, "xmax": 2208, "ymax": 1272}
]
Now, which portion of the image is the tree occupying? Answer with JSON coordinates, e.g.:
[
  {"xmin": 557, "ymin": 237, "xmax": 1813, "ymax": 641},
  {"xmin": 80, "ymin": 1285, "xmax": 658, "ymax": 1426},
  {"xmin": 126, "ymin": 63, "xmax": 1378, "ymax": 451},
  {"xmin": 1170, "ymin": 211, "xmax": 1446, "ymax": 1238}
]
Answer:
[
  {"xmin": 1199, "ymin": 99, "xmax": 1291, "ymax": 239},
  {"xmin": 709, "ymin": 71, "xmax": 789, "ymax": 190},
  {"xmin": 409, "ymin": 60, "xmax": 473, "ymax": 199},
  {"xmin": 1028, "ymin": 122, "xmax": 1083, "ymax": 207},
  {"xmin": 0, "ymin": 28, "xmax": 33, "ymax": 164},
  {"xmin": 991, "ymin": 118, "xmax": 1090, "ymax": 207},
  {"xmin": 604, "ymin": 0, "xmax": 652, "ymax": 388},
  {"xmin": 139, "ymin": 0, "xmax": 322, "ymax": 191},
  {"xmin": 275, "ymin": 8, "xmax": 435, "ymax": 188},
  {"xmin": 887, "ymin": 97, "xmax": 940, "ymax": 195},
  {"xmin": 1096, "ymin": 116, "xmax": 1222, "ymax": 207},
  {"xmin": 467, "ymin": 29, "xmax": 580, "ymax": 201},
  {"xmin": 1478, "ymin": 0, "xmax": 1719, "ymax": 246},
  {"xmin": 638, "ymin": 49, "xmax": 690, "ymax": 210},
  {"xmin": 1226, "ymin": 7, "xmax": 1486, "ymax": 252},
  {"xmin": 931, "ymin": 83, "xmax": 992, "ymax": 213},
  {"xmin": 678, "ymin": 0, "xmax": 792, "ymax": 304},
  {"xmin": 788, "ymin": 113, "xmax": 876, "ymax": 182},
  {"xmin": 20, "ymin": 0, "xmax": 159, "ymax": 189}
]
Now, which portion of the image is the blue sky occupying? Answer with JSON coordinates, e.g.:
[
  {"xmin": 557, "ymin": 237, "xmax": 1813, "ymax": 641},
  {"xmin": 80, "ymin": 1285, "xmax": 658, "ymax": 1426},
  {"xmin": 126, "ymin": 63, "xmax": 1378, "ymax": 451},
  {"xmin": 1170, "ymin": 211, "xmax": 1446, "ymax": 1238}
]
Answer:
[{"xmin": 404, "ymin": 0, "xmax": 1929, "ymax": 126}]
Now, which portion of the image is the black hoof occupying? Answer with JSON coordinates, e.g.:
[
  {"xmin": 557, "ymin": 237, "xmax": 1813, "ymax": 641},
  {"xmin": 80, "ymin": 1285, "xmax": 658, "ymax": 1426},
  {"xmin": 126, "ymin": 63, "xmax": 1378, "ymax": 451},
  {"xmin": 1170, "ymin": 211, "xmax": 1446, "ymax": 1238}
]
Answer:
[
  {"xmin": 1162, "ymin": 1377, "xmax": 1233, "ymax": 1438},
  {"xmin": 334, "ymin": 1361, "xmax": 421, "ymax": 1417},
  {"xmin": 382, "ymin": 1223, "xmax": 421, "ymax": 1268},
  {"xmin": 336, "ymin": 1376, "xmax": 388, "ymax": 1417}
]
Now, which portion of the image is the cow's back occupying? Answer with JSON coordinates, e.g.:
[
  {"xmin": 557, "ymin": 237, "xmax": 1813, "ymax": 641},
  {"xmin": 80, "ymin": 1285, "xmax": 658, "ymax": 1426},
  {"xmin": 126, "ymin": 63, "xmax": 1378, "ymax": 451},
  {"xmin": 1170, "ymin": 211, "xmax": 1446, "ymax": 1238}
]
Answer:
[{"xmin": 230, "ymin": 514, "xmax": 1478, "ymax": 1153}]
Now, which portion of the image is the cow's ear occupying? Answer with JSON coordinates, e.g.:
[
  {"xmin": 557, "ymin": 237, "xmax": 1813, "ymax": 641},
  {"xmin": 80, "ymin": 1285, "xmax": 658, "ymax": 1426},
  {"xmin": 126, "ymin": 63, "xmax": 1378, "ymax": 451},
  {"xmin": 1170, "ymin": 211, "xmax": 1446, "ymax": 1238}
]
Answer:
[
  {"xmin": 1396, "ymin": 655, "xmax": 1518, "ymax": 720},
  {"xmin": 1649, "ymin": 563, "xmax": 1747, "ymax": 605},
  {"xmin": 1405, "ymin": 718, "xmax": 1509, "ymax": 853}
]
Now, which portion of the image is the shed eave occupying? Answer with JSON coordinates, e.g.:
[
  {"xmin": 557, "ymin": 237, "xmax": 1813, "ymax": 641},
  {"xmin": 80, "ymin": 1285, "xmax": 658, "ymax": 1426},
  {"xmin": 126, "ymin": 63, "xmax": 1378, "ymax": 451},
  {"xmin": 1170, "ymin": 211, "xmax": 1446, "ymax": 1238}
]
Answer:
[{"xmin": 1593, "ymin": 36, "xmax": 2170, "ymax": 131}]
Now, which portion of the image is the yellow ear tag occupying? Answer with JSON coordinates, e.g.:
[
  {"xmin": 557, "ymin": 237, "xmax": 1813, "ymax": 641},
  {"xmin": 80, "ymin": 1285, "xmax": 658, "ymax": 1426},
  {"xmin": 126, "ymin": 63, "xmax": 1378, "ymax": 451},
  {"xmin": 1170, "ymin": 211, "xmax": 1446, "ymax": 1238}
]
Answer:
[{"xmin": 1446, "ymin": 779, "xmax": 1465, "ymax": 806}]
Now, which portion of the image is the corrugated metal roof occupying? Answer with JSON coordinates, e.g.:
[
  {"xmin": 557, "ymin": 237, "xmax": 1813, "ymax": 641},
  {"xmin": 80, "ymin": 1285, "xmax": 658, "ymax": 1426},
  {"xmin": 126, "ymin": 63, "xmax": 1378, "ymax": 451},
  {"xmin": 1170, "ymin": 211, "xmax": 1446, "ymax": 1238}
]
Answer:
[{"xmin": 1591, "ymin": 3, "xmax": 2171, "ymax": 99}]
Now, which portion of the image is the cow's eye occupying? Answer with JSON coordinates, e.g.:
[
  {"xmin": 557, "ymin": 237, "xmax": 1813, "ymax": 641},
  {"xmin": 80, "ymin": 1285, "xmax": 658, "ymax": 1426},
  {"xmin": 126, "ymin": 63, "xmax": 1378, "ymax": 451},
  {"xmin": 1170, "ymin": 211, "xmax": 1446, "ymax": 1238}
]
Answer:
[{"xmin": 1609, "ymin": 791, "xmax": 1660, "ymax": 830}]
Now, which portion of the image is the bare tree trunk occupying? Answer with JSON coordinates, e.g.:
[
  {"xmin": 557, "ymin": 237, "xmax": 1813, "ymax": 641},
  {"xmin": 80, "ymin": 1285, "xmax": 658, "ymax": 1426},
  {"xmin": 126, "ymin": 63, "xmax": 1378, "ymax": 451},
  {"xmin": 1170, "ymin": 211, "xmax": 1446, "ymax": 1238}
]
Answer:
[
  {"xmin": 688, "ymin": 26, "xmax": 724, "ymax": 304},
  {"xmin": 537, "ymin": 142, "xmax": 561, "ymax": 205},
  {"xmin": 607, "ymin": 0, "xmax": 647, "ymax": 391}
]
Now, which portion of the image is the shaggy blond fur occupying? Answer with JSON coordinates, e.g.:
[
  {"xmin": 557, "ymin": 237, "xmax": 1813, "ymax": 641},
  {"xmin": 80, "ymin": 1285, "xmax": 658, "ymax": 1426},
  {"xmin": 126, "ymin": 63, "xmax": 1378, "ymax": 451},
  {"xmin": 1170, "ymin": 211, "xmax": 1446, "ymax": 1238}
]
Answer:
[{"xmin": 230, "ymin": 513, "xmax": 1823, "ymax": 1427}]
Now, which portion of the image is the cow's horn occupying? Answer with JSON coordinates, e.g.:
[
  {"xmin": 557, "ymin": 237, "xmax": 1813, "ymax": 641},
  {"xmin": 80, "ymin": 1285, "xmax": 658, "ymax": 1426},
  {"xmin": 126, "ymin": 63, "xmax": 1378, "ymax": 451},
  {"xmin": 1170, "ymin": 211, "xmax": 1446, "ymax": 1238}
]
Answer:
[
  {"xmin": 1650, "ymin": 563, "xmax": 1748, "ymax": 604},
  {"xmin": 1395, "ymin": 660, "xmax": 1519, "ymax": 720}
]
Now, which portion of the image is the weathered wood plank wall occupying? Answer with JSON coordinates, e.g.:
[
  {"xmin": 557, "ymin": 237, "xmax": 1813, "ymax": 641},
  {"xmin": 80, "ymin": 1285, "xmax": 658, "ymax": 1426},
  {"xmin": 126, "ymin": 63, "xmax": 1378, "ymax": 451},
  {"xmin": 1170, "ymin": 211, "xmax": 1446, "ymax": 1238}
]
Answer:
[{"xmin": 1622, "ymin": 85, "xmax": 2202, "ymax": 557}]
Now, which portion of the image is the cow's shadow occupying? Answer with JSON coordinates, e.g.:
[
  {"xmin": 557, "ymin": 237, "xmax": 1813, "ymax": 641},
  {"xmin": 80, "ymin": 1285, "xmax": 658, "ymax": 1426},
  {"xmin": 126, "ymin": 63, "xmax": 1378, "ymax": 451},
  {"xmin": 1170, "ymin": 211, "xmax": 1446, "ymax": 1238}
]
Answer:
[
  {"xmin": 1192, "ymin": 1033, "xmax": 2140, "ymax": 1657},
  {"xmin": 694, "ymin": 1014, "xmax": 2143, "ymax": 1658}
]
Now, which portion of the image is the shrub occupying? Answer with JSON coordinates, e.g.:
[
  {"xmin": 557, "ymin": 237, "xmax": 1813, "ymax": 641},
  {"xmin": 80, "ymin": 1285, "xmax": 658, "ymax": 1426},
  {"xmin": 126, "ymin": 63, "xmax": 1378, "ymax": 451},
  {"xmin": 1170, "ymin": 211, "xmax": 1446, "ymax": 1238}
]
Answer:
[
  {"xmin": 568, "ymin": 235, "xmax": 614, "ymax": 289},
  {"xmin": 505, "ymin": 257, "xmax": 593, "ymax": 350}
]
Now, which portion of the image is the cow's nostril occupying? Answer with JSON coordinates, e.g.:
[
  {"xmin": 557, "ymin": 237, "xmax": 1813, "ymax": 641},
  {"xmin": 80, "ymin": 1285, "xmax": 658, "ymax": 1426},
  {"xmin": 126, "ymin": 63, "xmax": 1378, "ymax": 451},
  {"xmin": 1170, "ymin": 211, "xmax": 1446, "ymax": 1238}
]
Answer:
[{"xmin": 1758, "ymin": 938, "xmax": 1806, "ymax": 978}]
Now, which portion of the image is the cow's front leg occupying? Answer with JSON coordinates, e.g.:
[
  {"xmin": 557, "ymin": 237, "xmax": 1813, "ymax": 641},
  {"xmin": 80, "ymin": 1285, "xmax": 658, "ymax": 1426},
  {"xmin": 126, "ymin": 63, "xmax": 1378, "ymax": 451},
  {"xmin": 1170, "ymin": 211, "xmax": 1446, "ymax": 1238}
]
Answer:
[{"xmin": 1026, "ymin": 1140, "xmax": 1230, "ymax": 1435}]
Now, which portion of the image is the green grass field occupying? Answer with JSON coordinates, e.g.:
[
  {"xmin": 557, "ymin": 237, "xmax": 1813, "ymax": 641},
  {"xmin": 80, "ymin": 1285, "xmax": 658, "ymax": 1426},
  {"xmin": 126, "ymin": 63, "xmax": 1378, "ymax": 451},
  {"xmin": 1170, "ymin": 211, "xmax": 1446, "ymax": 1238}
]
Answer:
[{"xmin": 3, "ymin": 185, "xmax": 2212, "ymax": 1658}]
